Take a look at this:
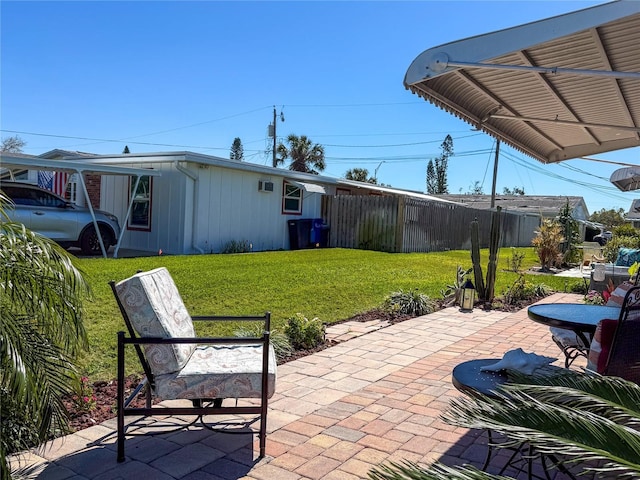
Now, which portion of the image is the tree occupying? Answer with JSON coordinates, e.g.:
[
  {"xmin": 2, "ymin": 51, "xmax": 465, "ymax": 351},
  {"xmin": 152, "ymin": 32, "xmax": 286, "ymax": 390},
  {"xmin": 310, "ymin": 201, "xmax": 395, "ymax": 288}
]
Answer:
[
  {"xmin": 275, "ymin": 134, "xmax": 325, "ymax": 174},
  {"xmin": 503, "ymin": 186, "xmax": 525, "ymax": 195},
  {"xmin": 1, "ymin": 135, "xmax": 26, "ymax": 153},
  {"xmin": 345, "ymin": 168, "xmax": 377, "ymax": 184},
  {"xmin": 589, "ymin": 208, "xmax": 626, "ymax": 230},
  {"xmin": 122, "ymin": 145, "xmax": 130, "ymax": 154},
  {"xmin": 230, "ymin": 137, "xmax": 244, "ymax": 161},
  {"xmin": 467, "ymin": 181, "xmax": 484, "ymax": 195},
  {"xmin": 557, "ymin": 200, "xmax": 581, "ymax": 264},
  {"xmin": 426, "ymin": 135, "xmax": 453, "ymax": 194},
  {"xmin": 369, "ymin": 372, "xmax": 640, "ymax": 480},
  {"xmin": 1, "ymin": 192, "xmax": 90, "ymax": 478}
]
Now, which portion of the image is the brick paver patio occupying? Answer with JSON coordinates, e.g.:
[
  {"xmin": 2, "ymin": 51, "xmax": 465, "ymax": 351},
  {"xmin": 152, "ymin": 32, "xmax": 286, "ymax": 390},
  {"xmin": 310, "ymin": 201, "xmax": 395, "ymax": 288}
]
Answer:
[{"xmin": 9, "ymin": 292, "xmax": 588, "ymax": 479}]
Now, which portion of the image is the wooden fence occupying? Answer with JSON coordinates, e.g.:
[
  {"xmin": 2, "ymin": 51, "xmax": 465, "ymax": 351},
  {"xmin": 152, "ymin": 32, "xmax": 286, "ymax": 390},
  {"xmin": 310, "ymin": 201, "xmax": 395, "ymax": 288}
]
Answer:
[{"xmin": 321, "ymin": 195, "xmax": 541, "ymax": 253}]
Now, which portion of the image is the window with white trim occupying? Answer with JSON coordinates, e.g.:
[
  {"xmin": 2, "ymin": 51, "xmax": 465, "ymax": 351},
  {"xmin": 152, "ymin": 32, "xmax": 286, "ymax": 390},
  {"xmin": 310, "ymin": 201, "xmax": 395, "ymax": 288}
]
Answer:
[
  {"xmin": 282, "ymin": 181, "xmax": 302, "ymax": 214},
  {"xmin": 128, "ymin": 175, "xmax": 152, "ymax": 231}
]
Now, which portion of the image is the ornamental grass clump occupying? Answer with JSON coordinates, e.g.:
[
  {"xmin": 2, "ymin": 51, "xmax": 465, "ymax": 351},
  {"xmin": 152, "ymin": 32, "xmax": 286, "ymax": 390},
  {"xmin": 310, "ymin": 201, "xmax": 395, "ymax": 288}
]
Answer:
[
  {"xmin": 383, "ymin": 289, "xmax": 436, "ymax": 316},
  {"xmin": 235, "ymin": 325, "xmax": 294, "ymax": 361}
]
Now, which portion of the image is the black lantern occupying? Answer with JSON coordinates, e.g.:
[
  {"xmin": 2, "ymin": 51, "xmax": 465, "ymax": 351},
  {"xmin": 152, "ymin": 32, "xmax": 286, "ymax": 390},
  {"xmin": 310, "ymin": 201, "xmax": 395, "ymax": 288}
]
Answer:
[{"xmin": 460, "ymin": 279, "xmax": 476, "ymax": 311}]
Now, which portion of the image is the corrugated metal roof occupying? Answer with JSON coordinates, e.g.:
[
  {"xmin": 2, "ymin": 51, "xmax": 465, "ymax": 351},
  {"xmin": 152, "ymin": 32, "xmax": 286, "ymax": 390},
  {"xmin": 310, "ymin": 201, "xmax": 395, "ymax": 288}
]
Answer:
[{"xmin": 404, "ymin": 0, "xmax": 640, "ymax": 163}]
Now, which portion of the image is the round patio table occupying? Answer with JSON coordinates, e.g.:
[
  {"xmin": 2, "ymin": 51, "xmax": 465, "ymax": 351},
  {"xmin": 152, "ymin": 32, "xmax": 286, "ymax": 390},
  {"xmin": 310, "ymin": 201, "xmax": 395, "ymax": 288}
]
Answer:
[
  {"xmin": 527, "ymin": 303, "xmax": 620, "ymax": 354},
  {"xmin": 527, "ymin": 303, "xmax": 619, "ymax": 333}
]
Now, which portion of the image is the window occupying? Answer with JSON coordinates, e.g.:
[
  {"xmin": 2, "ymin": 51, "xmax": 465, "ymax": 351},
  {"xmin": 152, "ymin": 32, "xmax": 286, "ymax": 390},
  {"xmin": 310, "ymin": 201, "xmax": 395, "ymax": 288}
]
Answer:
[
  {"xmin": 127, "ymin": 175, "xmax": 152, "ymax": 231},
  {"xmin": 282, "ymin": 181, "xmax": 302, "ymax": 214}
]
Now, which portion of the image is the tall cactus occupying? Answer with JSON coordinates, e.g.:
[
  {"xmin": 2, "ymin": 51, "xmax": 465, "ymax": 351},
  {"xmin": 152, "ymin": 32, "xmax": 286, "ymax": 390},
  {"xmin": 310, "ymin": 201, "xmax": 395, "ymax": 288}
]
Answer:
[
  {"xmin": 485, "ymin": 207, "xmax": 502, "ymax": 303},
  {"xmin": 470, "ymin": 207, "xmax": 502, "ymax": 303},
  {"xmin": 470, "ymin": 218, "xmax": 486, "ymax": 300}
]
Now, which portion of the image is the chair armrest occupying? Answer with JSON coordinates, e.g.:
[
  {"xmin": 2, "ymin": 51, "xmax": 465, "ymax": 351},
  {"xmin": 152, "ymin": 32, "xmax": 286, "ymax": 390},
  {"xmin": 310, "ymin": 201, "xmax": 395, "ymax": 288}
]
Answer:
[
  {"xmin": 121, "ymin": 336, "xmax": 268, "ymax": 346},
  {"xmin": 191, "ymin": 315, "xmax": 269, "ymax": 322}
]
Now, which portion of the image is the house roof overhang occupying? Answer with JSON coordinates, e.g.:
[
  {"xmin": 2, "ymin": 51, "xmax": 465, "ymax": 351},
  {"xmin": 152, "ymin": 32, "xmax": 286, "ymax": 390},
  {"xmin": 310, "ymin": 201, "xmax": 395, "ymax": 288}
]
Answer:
[{"xmin": 404, "ymin": 0, "xmax": 640, "ymax": 164}]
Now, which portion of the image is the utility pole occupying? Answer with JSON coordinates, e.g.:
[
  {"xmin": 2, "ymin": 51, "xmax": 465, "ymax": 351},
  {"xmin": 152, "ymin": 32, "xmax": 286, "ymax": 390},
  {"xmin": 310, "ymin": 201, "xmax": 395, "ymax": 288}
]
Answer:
[
  {"xmin": 271, "ymin": 106, "xmax": 285, "ymax": 167},
  {"xmin": 490, "ymin": 139, "xmax": 500, "ymax": 209}
]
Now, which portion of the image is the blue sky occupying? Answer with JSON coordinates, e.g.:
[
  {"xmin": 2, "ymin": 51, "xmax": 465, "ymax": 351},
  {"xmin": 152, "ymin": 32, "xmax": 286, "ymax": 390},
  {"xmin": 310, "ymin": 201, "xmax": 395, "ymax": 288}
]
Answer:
[{"xmin": 2, "ymin": 0, "xmax": 638, "ymax": 214}]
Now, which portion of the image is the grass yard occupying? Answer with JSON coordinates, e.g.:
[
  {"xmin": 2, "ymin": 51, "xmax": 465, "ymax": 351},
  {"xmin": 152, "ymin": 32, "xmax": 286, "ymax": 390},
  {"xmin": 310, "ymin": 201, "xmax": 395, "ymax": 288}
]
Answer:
[{"xmin": 75, "ymin": 247, "xmax": 582, "ymax": 381}]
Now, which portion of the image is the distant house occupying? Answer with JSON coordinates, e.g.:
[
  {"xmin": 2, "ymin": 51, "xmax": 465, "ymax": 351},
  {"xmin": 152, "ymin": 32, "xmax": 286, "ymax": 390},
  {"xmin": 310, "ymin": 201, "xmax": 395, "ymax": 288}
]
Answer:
[
  {"xmin": 434, "ymin": 194, "xmax": 602, "ymax": 242},
  {"xmin": 626, "ymin": 199, "xmax": 640, "ymax": 228},
  {"xmin": 434, "ymin": 194, "xmax": 589, "ymax": 220},
  {"xmin": 42, "ymin": 150, "xmax": 456, "ymax": 255}
]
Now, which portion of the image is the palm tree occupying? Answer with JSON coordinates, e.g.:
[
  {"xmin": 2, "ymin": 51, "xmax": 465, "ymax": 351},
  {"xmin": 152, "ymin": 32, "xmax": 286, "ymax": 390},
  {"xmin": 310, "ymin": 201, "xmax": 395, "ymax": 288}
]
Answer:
[
  {"xmin": 369, "ymin": 371, "xmax": 640, "ymax": 479},
  {"xmin": 1, "ymin": 192, "xmax": 90, "ymax": 478},
  {"xmin": 275, "ymin": 134, "xmax": 326, "ymax": 174}
]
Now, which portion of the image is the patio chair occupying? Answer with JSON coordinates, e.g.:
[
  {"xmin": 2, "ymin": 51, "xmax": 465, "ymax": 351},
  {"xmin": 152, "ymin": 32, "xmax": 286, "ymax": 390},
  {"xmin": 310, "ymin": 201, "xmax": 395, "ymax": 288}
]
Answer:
[
  {"xmin": 110, "ymin": 267, "xmax": 276, "ymax": 462},
  {"xmin": 588, "ymin": 285, "xmax": 640, "ymax": 385}
]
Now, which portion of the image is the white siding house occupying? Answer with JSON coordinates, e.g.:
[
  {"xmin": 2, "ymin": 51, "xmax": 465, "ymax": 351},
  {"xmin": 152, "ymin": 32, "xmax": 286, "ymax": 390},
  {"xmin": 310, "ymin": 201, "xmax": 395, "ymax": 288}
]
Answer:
[{"xmin": 71, "ymin": 152, "xmax": 343, "ymax": 255}]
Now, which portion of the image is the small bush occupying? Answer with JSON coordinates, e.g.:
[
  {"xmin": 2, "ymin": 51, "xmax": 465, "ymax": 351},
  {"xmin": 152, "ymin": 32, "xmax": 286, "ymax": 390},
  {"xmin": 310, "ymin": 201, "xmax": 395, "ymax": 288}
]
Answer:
[
  {"xmin": 569, "ymin": 281, "xmax": 588, "ymax": 294},
  {"xmin": 503, "ymin": 276, "xmax": 550, "ymax": 305},
  {"xmin": 602, "ymin": 235, "xmax": 640, "ymax": 262},
  {"xmin": 612, "ymin": 224, "xmax": 638, "ymax": 238},
  {"xmin": 235, "ymin": 325, "xmax": 294, "ymax": 361},
  {"xmin": 506, "ymin": 247, "xmax": 525, "ymax": 272},
  {"xmin": 284, "ymin": 313, "xmax": 325, "ymax": 350},
  {"xmin": 383, "ymin": 289, "xmax": 436, "ymax": 316},
  {"xmin": 1, "ymin": 387, "xmax": 40, "ymax": 456},
  {"xmin": 584, "ymin": 290, "xmax": 605, "ymax": 305},
  {"xmin": 220, "ymin": 240, "xmax": 252, "ymax": 254}
]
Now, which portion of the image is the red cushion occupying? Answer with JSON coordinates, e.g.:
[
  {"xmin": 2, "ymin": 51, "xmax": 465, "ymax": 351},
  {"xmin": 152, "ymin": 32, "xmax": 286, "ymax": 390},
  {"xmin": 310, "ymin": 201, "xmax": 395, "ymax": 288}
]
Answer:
[{"xmin": 588, "ymin": 319, "xmax": 619, "ymax": 373}]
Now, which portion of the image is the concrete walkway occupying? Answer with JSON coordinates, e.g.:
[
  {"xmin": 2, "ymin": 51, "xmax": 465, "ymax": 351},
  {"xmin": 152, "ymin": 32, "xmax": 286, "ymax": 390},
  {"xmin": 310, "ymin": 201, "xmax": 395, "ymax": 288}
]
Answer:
[{"xmin": 9, "ymin": 293, "xmax": 586, "ymax": 480}]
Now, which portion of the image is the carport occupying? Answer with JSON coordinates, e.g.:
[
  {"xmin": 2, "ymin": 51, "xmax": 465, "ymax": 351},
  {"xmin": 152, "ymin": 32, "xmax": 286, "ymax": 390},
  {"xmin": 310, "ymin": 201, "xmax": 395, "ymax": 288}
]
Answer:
[
  {"xmin": 404, "ymin": 0, "xmax": 640, "ymax": 164},
  {"xmin": 0, "ymin": 153, "xmax": 161, "ymax": 258}
]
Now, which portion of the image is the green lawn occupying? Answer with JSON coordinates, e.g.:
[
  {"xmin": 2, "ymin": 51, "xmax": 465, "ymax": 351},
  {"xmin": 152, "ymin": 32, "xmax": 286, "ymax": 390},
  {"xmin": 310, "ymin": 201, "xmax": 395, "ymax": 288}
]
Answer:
[{"xmin": 75, "ymin": 247, "xmax": 582, "ymax": 380}]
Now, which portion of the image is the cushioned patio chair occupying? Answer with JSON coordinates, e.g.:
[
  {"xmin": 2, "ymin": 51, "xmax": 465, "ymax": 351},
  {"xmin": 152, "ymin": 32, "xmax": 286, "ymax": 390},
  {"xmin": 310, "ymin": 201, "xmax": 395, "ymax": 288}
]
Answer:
[{"xmin": 110, "ymin": 267, "xmax": 276, "ymax": 462}]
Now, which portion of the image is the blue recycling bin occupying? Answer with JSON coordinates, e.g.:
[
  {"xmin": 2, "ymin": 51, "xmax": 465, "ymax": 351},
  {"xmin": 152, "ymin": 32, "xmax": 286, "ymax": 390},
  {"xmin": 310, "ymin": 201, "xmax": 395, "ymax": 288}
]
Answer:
[{"xmin": 311, "ymin": 218, "xmax": 330, "ymax": 248}]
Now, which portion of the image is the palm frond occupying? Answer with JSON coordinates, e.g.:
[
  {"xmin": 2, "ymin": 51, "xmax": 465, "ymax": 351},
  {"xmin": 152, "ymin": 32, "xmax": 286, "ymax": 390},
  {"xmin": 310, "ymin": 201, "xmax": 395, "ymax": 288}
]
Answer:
[
  {"xmin": 369, "ymin": 460, "xmax": 513, "ymax": 480},
  {"xmin": 443, "ymin": 374, "xmax": 640, "ymax": 477}
]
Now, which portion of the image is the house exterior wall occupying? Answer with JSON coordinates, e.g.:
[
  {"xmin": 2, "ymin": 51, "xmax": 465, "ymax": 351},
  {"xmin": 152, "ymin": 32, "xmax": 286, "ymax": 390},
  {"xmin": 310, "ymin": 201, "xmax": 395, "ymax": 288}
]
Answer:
[
  {"xmin": 192, "ymin": 164, "xmax": 324, "ymax": 253},
  {"xmin": 101, "ymin": 162, "xmax": 189, "ymax": 254},
  {"xmin": 99, "ymin": 161, "xmax": 325, "ymax": 254}
]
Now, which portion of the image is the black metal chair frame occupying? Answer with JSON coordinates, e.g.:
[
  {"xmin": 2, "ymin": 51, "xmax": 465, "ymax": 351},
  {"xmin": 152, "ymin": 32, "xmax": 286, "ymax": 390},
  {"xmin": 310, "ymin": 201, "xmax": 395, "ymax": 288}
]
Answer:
[
  {"xmin": 110, "ymin": 280, "xmax": 272, "ymax": 463},
  {"xmin": 602, "ymin": 285, "xmax": 640, "ymax": 384}
]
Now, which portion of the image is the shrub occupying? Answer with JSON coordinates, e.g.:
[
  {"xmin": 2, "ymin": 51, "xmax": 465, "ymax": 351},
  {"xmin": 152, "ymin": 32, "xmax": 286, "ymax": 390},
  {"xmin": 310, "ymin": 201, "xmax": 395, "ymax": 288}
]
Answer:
[
  {"xmin": 612, "ymin": 223, "xmax": 638, "ymax": 238},
  {"xmin": 220, "ymin": 240, "xmax": 252, "ymax": 254},
  {"xmin": 602, "ymin": 235, "xmax": 640, "ymax": 262},
  {"xmin": 383, "ymin": 289, "xmax": 436, "ymax": 316},
  {"xmin": 506, "ymin": 247, "xmax": 525, "ymax": 272},
  {"xmin": 584, "ymin": 290, "xmax": 605, "ymax": 305},
  {"xmin": 71, "ymin": 376, "xmax": 97, "ymax": 414},
  {"xmin": 440, "ymin": 265, "xmax": 472, "ymax": 305},
  {"xmin": 503, "ymin": 275, "xmax": 550, "ymax": 305},
  {"xmin": 284, "ymin": 314, "xmax": 325, "ymax": 350},
  {"xmin": 235, "ymin": 325, "xmax": 294, "ymax": 361},
  {"xmin": 531, "ymin": 219, "xmax": 564, "ymax": 270},
  {"xmin": 1, "ymin": 387, "xmax": 40, "ymax": 455}
]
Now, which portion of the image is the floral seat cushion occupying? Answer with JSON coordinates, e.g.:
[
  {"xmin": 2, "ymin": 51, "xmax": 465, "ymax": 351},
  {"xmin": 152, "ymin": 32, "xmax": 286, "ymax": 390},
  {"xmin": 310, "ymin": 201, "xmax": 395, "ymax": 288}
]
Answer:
[
  {"xmin": 155, "ymin": 344, "xmax": 277, "ymax": 400},
  {"xmin": 114, "ymin": 267, "xmax": 196, "ymax": 375}
]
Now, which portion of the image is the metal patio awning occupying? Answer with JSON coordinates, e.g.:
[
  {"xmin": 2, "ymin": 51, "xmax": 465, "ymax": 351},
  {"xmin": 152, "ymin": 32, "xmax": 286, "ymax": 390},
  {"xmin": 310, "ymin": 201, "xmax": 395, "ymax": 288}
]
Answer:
[
  {"xmin": 0, "ymin": 153, "xmax": 161, "ymax": 258},
  {"xmin": 404, "ymin": 0, "xmax": 640, "ymax": 164},
  {"xmin": 287, "ymin": 180, "xmax": 326, "ymax": 194}
]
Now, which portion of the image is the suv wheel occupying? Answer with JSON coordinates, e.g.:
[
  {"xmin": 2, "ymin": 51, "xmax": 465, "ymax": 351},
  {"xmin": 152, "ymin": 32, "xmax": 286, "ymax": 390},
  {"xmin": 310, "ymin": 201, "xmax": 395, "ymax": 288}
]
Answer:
[{"xmin": 80, "ymin": 225, "xmax": 112, "ymax": 255}]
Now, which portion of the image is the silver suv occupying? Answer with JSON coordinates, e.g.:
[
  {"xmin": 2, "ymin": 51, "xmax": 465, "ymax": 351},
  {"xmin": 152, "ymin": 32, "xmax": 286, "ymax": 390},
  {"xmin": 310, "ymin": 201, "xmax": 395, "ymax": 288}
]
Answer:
[{"xmin": 1, "ymin": 181, "xmax": 121, "ymax": 255}]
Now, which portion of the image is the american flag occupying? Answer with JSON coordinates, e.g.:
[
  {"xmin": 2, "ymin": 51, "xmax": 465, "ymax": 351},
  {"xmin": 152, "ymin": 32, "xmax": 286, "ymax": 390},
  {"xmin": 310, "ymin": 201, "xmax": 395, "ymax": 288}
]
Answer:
[{"xmin": 38, "ymin": 171, "xmax": 69, "ymax": 197}]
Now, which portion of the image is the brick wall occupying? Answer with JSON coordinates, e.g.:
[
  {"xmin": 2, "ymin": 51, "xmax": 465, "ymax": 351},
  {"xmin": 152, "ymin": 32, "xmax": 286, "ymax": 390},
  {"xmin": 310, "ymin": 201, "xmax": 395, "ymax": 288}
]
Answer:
[{"xmin": 83, "ymin": 174, "xmax": 101, "ymax": 209}]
